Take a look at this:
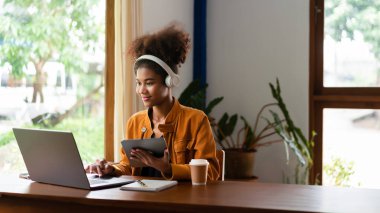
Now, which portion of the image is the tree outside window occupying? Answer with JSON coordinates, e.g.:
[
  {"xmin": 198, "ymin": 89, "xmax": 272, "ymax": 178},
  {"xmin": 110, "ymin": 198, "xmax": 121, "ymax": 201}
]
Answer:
[{"xmin": 0, "ymin": 0, "xmax": 105, "ymax": 173}]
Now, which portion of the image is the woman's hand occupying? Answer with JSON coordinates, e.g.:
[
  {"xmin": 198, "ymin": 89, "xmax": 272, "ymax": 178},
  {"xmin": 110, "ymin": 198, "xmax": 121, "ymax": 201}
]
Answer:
[
  {"xmin": 84, "ymin": 159, "xmax": 115, "ymax": 177},
  {"xmin": 130, "ymin": 149, "xmax": 171, "ymax": 175}
]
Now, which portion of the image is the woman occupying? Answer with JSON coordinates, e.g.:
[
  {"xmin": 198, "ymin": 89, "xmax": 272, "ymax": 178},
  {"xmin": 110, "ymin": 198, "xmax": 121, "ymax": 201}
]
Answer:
[{"xmin": 86, "ymin": 24, "xmax": 219, "ymax": 181}]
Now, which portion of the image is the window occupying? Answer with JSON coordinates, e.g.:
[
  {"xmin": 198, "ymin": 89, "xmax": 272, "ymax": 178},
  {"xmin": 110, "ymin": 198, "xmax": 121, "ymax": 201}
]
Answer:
[
  {"xmin": 311, "ymin": 0, "xmax": 380, "ymax": 188},
  {"xmin": 0, "ymin": 0, "xmax": 107, "ymax": 174}
]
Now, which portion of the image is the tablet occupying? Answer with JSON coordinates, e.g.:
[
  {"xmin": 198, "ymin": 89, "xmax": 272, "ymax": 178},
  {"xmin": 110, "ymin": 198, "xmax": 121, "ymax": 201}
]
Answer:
[{"xmin": 121, "ymin": 138, "xmax": 167, "ymax": 167}]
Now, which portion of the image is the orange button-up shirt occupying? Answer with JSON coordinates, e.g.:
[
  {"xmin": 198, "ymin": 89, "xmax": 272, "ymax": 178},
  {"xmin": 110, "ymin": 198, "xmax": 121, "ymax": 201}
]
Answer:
[{"xmin": 112, "ymin": 99, "xmax": 220, "ymax": 181}]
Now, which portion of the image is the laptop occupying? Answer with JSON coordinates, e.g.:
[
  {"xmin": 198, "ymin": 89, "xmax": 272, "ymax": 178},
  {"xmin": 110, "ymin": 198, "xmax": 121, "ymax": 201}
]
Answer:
[{"xmin": 12, "ymin": 128, "xmax": 135, "ymax": 190}]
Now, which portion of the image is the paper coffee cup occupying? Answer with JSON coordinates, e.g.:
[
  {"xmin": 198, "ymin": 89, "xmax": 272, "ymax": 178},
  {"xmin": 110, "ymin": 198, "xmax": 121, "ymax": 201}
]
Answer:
[{"xmin": 189, "ymin": 159, "xmax": 209, "ymax": 185}]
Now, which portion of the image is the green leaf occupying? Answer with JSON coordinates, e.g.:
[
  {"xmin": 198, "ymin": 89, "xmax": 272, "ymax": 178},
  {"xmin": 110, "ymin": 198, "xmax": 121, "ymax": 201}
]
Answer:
[
  {"xmin": 217, "ymin": 113, "xmax": 238, "ymax": 141},
  {"xmin": 178, "ymin": 79, "xmax": 200, "ymax": 103},
  {"xmin": 216, "ymin": 113, "xmax": 228, "ymax": 141},
  {"xmin": 178, "ymin": 79, "xmax": 206, "ymax": 110},
  {"xmin": 205, "ymin": 97, "xmax": 223, "ymax": 115},
  {"xmin": 179, "ymin": 80, "xmax": 224, "ymax": 114},
  {"xmin": 240, "ymin": 116, "xmax": 255, "ymax": 150},
  {"xmin": 267, "ymin": 78, "xmax": 314, "ymax": 167},
  {"xmin": 269, "ymin": 110, "xmax": 306, "ymax": 166}
]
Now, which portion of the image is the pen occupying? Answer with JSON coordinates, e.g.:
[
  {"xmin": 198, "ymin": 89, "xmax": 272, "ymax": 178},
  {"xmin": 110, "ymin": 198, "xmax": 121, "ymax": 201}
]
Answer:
[{"xmin": 136, "ymin": 180, "xmax": 147, "ymax": 187}]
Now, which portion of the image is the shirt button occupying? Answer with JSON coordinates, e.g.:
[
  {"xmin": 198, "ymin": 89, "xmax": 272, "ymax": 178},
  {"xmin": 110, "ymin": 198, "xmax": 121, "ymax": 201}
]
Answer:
[{"xmin": 141, "ymin": 127, "xmax": 147, "ymax": 133}]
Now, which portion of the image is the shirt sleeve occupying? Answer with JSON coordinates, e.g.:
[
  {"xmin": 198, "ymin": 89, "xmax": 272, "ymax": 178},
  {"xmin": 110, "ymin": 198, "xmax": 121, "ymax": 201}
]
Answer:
[{"xmin": 111, "ymin": 147, "xmax": 132, "ymax": 176}]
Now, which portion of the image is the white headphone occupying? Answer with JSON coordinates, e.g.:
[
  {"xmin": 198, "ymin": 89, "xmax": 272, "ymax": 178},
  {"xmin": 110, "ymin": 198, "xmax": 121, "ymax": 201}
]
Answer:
[{"xmin": 134, "ymin": 54, "xmax": 180, "ymax": 87}]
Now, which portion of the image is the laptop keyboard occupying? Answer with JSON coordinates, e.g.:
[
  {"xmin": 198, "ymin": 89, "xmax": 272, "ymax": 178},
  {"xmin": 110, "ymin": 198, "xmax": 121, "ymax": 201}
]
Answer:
[{"xmin": 89, "ymin": 178, "xmax": 108, "ymax": 185}]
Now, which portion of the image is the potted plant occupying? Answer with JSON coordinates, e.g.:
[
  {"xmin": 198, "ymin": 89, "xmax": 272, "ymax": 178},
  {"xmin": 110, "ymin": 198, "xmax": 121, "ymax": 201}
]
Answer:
[{"xmin": 179, "ymin": 79, "xmax": 315, "ymax": 182}]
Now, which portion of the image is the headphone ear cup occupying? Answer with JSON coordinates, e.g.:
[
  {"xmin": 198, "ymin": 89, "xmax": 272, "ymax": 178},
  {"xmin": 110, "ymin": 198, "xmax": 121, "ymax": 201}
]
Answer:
[
  {"xmin": 165, "ymin": 75, "xmax": 172, "ymax": 87},
  {"xmin": 171, "ymin": 75, "xmax": 180, "ymax": 87}
]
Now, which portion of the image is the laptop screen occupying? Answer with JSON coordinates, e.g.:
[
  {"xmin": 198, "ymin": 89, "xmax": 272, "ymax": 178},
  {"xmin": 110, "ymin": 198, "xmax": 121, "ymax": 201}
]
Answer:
[{"xmin": 13, "ymin": 128, "xmax": 134, "ymax": 189}]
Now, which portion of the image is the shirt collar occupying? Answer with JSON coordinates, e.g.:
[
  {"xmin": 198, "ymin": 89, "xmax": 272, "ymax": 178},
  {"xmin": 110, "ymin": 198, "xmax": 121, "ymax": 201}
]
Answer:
[{"xmin": 143, "ymin": 98, "xmax": 181, "ymax": 134}]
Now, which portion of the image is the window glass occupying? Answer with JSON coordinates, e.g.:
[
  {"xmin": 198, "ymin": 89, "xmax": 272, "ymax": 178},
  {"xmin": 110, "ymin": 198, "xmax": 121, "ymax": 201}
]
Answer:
[
  {"xmin": 0, "ymin": 0, "xmax": 105, "ymax": 174},
  {"xmin": 324, "ymin": 0, "xmax": 380, "ymax": 87},
  {"xmin": 323, "ymin": 108, "xmax": 380, "ymax": 188}
]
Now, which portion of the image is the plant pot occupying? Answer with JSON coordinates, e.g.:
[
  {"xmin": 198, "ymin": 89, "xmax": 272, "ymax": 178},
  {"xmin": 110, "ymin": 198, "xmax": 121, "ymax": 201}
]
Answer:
[{"xmin": 224, "ymin": 149, "xmax": 256, "ymax": 179}]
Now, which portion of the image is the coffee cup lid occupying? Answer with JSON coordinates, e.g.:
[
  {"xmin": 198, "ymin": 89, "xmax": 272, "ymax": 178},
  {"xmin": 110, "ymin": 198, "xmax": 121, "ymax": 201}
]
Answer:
[{"xmin": 189, "ymin": 159, "xmax": 209, "ymax": 165}]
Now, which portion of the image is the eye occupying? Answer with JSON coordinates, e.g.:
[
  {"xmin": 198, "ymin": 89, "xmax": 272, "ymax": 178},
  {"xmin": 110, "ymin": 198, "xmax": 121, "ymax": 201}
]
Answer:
[
  {"xmin": 136, "ymin": 81, "xmax": 142, "ymax": 86},
  {"xmin": 146, "ymin": 81, "xmax": 154, "ymax": 86}
]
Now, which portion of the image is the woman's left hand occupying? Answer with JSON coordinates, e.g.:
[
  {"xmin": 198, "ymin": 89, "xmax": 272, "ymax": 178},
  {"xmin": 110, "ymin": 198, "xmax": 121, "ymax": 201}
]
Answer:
[{"xmin": 130, "ymin": 149, "xmax": 171, "ymax": 175}]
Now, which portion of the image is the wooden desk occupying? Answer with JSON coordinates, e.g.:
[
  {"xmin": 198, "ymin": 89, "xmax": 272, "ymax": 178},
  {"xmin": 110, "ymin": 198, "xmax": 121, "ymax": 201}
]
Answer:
[{"xmin": 0, "ymin": 174, "xmax": 379, "ymax": 213}]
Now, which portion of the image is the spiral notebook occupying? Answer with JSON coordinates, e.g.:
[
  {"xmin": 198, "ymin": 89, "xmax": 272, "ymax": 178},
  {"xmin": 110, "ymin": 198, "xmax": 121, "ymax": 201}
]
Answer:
[{"xmin": 120, "ymin": 180, "xmax": 178, "ymax": 192}]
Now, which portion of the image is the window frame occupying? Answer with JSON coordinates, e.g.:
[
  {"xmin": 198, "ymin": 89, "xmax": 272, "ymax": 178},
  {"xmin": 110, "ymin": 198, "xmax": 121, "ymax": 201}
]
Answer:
[
  {"xmin": 310, "ymin": 0, "xmax": 380, "ymax": 184},
  {"xmin": 105, "ymin": 0, "xmax": 115, "ymax": 161}
]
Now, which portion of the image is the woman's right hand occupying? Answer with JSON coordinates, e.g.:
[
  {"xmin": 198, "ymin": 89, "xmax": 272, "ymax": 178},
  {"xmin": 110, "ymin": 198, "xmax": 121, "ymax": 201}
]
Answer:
[{"xmin": 84, "ymin": 159, "xmax": 115, "ymax": 177}]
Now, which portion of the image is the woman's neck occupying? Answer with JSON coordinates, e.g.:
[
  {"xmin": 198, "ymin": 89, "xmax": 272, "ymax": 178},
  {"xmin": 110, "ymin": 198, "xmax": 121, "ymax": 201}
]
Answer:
[{"xmin": 151, "ymin": 96, "xmax": 174, "ymax": 122}]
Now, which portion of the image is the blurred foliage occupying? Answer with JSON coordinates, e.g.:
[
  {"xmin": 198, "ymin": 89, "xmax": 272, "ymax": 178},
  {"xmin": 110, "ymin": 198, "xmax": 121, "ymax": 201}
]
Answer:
[
  {"xmin": 77, "ymin": 72, "xmax": 103, "ymax": 100},
  {"xmin": 0, "ymin": 0, "xmax": 102, "ymax": 77},
  {"xmin": 325, "ymin": 0, "xmax": 380, "ymax": 59},
  {"xmin": 324, "ymin": 156, "xmax": 359, "ymax": 187},
  {"xmin": 51, "ymin": 115, "xmax": 104, "ymax": 163},
  {"xmin": 0, "ymin": 0, "xmax": 104, "ymax": 171},
  {"xmin": 0, "ymin": 130, "xmax": 14, "ymax": 147},
  {"xmin": 0, "ymin": 115, "xmax": 104, "ymax": 164}
]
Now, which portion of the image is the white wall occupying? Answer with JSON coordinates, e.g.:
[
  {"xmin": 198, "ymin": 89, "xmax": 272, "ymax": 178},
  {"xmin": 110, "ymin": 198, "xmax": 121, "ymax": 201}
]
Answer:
[{"xmin": 142, "ymin": 0, "xmax": 309, "ymax": 183}]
